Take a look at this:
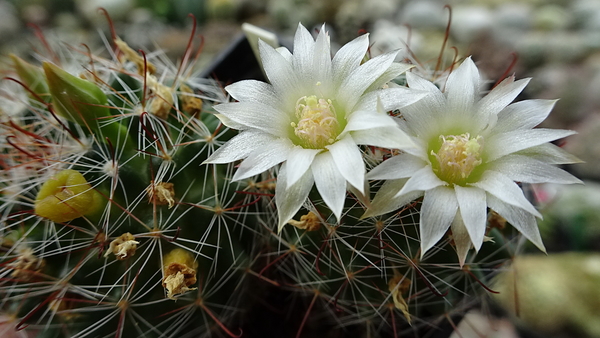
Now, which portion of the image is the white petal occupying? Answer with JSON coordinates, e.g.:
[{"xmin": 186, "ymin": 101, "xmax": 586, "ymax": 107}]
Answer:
[
  {"xmin": 344, "ymin": 110, "xmax": 398, "ymax": 132},
  {"xmin": 203, "ymin": 130, "xmax": 276, "ymax": 164},
  {"xmin": 214, "ymin": 102, "xmax": 291, "ymax": 138},
  {"xmin": 327, "ymin": 134, "xmax": 365, "ymax": 193},
  {"xmin": 451, "ymin": 214, "xmax": 472, "ymax": 267},
  {"xmin": 420, "ymin": 186, "xmax": 458, "ymax": 255},
  {"xmin": 285, "ymin": 146, "xmax": 321, "ymax": 188},
  {"xmin": 406, "ymin": 72, "xmax": 446, "ymax": 98},
  {"xmin": 396, "ymin": 166, "xmax": 446, "ymax": 197},
  {"xmin": 351, "ymin": 126, "xmax": 416, "ymax": 150},
  {"xmin": 312, "ymin": 24, "xmax": 333, "ymax": 87},
  {"xmin": 365, "ymin": 62, "xmax": 414, "ymax": 92},
  {"xmin": 337, "ymin": 51, "xmax": 398, "ymax": 111},
  {"xmin": 332, "ymin": 34, "xmax": 369, "ymax": 85},
  {"xmin": 454, "ymin": 185, "xmax": 487, "ymax": 251},
  {"xmin": 445, "ymin": 56, "xmax": 479, "ymax": 118},
  {"xmin": 494, "ymin": 99, "xmax": 557, "ymax": 133},
  {"xmin": 276, "ymin": 47, "xmax": 293, "ymax": 62},
  {"xmin": 485, "ymin": 129, "xmax": 577, "ymax": 162},
  {"xmin": 348, "ymin": 179, "xmax": 371, "ymax": 208},
  {"xmin": 402, "ymin": 72, "xmax": 448, "ymax": 137},
  {"xmin": 276, "ymin": 163, "xmax": 315, "ymax": 232},
  {"xmin": 355, "ymin": 86, "xmax": 429, "ymax": 113},
  {"xmin": 214, "ymin": 113, "xmax": 248, "ymax": 130},
  {"xmin": 398, "ymin": 137, "xmax": 429, "ymax": 161},
  {"xmin": 476, "ymin": 77, "xmax": 530, "ymax": 128},
  {"xmin": 232, "ymin": 138, "xmax": 293, "ymax": 181},
  {"xmin": 362, "ymin": 179, "xmax": 423, "ymax": 218},
  {"xmin": 405, "ymin": 72, "xmax": 446, "ymax": 108},
  {"xmin": 259, "ymin": 39, "xmax": 301, "ymax": 104},
  {"xmin": 487, "ymin": 194, "xmax": 546, "ymax": 252},
  {"xmin": 515, "ymin": 143, "xmax": 582, "ymax": 164},
  {"xmin": 367, "ymin": 153, "xmax": 427, "ymax": 180},
  {"xmin": 471, "ymin": 170, "xmax": 541, "ymax": 218},
  {"xmin": 225, "ymin": 80, "xmax": 278, "ymax": 107},
  {"xmin": 490, "ymin": 154, "xmax": 582, "ymax": 184},
  {"xmin": 292, "ymin": 23, "xmax": 316, "ymax": 83},
  {"xmin": 311, "ymin": 151, "xmax": 347, "ymax": 221}
]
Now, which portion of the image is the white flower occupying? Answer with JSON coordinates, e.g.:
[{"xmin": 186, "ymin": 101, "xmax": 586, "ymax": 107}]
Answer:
[
  {"xmin": 204, "ymin": 23, "xmax": 426, "ymax": 231},
  {"xmin": 365, "ymin": 57, "xmax": 581, "ymax": 265}
]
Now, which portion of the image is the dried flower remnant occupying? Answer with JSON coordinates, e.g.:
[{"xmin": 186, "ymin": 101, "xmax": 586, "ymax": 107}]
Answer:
[
  {"xmin": 179, "ymin": 83, "xmax": 203, "ymax": 116},
  {"xmin": 34, "ymin": 169, "xmax": 102, "ymax": 223},
  {"xmin": 488, "ymin": 210, "xmax": 507, "ymax": 231},
  {"xmin": 8, "ymin": 248, "xmax": 45, "ymax": 280},
  {"xmin": 104, "ymin": 233, "xmax": 139, "ymax": 260},
  {"xmin": 162, "ymin": 248, "xmax": 198, "ymax": 299},
  {"xmin": 288, "ymin": 211, "xmax": 322, "ymax": 231},
  {"xmin": 48, "ymin": 297, "xmax": 79, "ymax": 321},
  {"xmin": 146, "ymin": 74, "xmax": 174, "ymax": 119},
  {"xmin": 388, "ymin": 271, "xmax": 411, "ymax": 324},
  {"xmin": 146, "ymin": 181, "xmax": 176, "ymax": 208},
  {"xmin": 114, "ymin": 38, "xmax": 157, "ymax": 75}
]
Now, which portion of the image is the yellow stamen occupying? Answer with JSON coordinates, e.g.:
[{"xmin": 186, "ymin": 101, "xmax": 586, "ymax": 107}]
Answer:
[
  {"xmin": 431, "ymin": 133, "xmax": 483, "ymax": 185},
  {"xmin": 293, "ymin": 95, "xmax": 339, "ymax": 149}
]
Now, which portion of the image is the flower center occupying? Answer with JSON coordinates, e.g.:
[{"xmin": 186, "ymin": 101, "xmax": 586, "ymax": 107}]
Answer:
[
  {"xmin": 291, "ymin": 95, "xmax": 340, "ymax": 149},
  {"xmin": 431, "ymin": 133, "xmax": 483, "ymax": 185}
]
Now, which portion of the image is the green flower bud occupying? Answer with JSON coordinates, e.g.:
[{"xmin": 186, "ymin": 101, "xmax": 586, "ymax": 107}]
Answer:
[
  {"xmin": 9, "ymin": 54, "xmax": 49, "ymax": 101},
  {"xmin": 43, "ymin": 61, "xmax": 109, "ymax": 127},
  {"xmin": 43, "ymin": 62, "xmax": 131, "ymax": 147}
]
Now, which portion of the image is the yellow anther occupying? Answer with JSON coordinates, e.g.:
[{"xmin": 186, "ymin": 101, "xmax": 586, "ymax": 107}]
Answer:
[
  {"xmin": 293, "ymin": 95, "xmax": 340, "ymax": 149},
  {"xmin": 431, "ymin": 133, "xmax": 483, "ymax": 185}
]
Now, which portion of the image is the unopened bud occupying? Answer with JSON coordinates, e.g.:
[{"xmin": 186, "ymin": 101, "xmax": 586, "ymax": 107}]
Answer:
[
  {"xmin": 10, "ymin": 54, "xmax": 49, "ymax": 101},
  {"xmin": 34, "ymin": 169, "xmax": 102, "ymax": 223}
]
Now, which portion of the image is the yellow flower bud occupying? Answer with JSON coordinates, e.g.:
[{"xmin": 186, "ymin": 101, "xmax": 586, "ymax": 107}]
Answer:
[{"xmin": 34, "ymin": 169, "xmax": 102, "ymax": 223}]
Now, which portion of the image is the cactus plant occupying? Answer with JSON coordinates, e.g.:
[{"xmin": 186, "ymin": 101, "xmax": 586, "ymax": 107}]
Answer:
[{"xmin": 0, "ymin": 16, "xmax": 579, "ymax": 338}]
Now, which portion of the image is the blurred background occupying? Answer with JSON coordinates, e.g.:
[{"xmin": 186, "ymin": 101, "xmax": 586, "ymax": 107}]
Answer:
[{"xmin": 1, "ymin": 0, "xmax": 599, "ymax": 337}]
